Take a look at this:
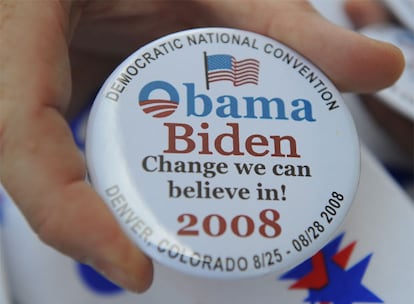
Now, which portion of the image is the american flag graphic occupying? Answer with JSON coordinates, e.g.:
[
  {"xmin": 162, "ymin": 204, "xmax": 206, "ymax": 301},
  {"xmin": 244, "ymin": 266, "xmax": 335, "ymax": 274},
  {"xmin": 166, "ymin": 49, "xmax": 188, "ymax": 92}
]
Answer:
[{"xmin": 204, "ymin": 53, "xmax": 259, "ymax": 89}]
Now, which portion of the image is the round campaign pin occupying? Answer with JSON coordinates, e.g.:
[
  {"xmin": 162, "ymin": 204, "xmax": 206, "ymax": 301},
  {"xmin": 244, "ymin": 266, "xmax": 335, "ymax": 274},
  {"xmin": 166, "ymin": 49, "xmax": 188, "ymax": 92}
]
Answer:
[
  {"xmin": 86, "ymin": 28, "xmax": 360, "ymax": 279},
  {"xmin": 383, "ymin": 0, "xmax": 414, "ymax": 32},
  {"xmin": 360, "ymin": 24, "xmax": 414, "ymax": 122}
]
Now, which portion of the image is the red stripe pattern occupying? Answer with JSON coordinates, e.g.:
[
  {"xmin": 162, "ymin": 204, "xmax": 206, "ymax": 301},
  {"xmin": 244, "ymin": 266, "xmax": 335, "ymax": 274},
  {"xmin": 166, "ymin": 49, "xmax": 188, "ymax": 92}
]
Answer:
[
  {"xmin": 139, "ymin": 99, "xmax": 179, "ymax": 118},
  {"xmin": 206, "ymin": 54, "xmax": 260, "ymax": 87}
]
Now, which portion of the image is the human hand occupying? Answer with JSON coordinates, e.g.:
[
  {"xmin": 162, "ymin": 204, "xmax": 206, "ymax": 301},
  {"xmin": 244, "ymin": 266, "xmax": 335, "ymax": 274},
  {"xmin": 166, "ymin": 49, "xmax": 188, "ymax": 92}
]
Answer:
[
  {"xmin": 0, "ymin": 0, "xmax": 404, "ymax": 293},
  {"xmin": 345, "ymin": 0, "xmax": 413, "ymax": 157}
]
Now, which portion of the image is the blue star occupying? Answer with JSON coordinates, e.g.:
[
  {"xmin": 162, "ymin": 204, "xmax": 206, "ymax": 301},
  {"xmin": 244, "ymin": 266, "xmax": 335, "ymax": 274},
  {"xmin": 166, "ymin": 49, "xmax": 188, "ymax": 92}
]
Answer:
[
  {"xmin": 280, "ymin": 233, "xmax": 343, "ymax": 281},
  {"xmin": 77, "ymin": 263, "xmax": 124, "ymax": 295},
  {"xmin": 305, "ymin": 254, "xmax": 383, "ymax": 304},
  {"xmin": 279, "ymin": 233, "xmax": 383, "ymax": 304}
]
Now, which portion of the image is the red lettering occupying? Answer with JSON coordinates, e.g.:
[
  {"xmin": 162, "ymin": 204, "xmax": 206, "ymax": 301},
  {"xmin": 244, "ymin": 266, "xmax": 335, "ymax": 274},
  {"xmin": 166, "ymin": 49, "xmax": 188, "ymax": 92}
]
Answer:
[
  {"xmin": 163, "ymin": 122, "xmax": 300, "ymax": 157},
  {"xmin": 245, "ymin": 134, "xmax": 269, "ymax": 156},
  {"xmin": 163, "ymin": 123, "xmax": 195, "ymax": 153},
  {"xmin": 214, "ymin": 123, "xmax": 244, "ymax": 156}
]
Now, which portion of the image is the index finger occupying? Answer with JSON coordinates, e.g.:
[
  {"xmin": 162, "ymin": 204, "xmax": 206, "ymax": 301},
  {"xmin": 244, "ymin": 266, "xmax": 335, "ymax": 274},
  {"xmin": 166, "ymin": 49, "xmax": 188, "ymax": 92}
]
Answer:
[{"xmin": 203, "ymin": 0, "xmax": 404, "ymax": 92}]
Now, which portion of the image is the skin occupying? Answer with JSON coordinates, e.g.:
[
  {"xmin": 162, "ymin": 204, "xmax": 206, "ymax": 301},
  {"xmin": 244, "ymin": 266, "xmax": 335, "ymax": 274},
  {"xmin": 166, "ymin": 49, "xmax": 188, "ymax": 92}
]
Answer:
[
  {"xmin": 345, "ymin": 0, "xmax": 413, "ymax": 158},
  {"xmin": 0, "ymin": 0, "xmax": 405, "ymax": 293},
  {"xmin": 344, "ymin": 0, "xmax": 395, "ymax": 27}
]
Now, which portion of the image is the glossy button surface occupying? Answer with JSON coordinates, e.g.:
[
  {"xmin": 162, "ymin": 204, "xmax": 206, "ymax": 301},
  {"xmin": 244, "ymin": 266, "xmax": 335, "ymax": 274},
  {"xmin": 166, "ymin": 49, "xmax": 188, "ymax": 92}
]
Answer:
[{"xmin": 86, "ymin": 28, "xmax": 360, "ymax": 279}]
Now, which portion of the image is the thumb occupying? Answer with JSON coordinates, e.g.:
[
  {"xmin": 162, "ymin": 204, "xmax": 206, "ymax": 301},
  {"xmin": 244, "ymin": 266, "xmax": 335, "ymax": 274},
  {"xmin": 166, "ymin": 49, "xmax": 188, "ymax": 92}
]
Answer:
[{"xmin": 0, "ymin": 0, "xmax": 153, "ymax": 292}]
